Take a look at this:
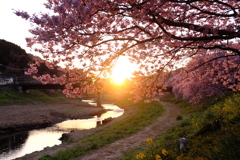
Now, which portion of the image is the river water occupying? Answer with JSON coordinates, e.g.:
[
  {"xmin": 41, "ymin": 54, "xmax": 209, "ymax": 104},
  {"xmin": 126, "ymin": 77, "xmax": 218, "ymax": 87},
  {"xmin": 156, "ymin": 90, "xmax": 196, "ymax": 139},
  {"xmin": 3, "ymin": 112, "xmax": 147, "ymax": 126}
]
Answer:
[{"xmin": 0, "ymin": 100, "xmax": 124, "ymax": 160}]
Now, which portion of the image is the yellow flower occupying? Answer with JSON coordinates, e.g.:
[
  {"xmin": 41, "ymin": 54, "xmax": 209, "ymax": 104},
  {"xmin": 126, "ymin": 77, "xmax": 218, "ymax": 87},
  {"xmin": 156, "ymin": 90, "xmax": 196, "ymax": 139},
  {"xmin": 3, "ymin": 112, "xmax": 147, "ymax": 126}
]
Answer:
[
  {"xmin": 155, "ymin": 154, "xmax": 162, "ymax": 160},
  {"xmin": 146, "ymin": 138, "xmax": 153, "ymax": 145},
  {"xmin": 196, "ymin": 157, "xmax": 207, "ymax": 160},
  {"xmin": 162, "ymin": 149, "xmax": 168, "ymax": 156},
  {"xmin": 136, "ymin": 153, "xmax": 146, "ymax": 159}
]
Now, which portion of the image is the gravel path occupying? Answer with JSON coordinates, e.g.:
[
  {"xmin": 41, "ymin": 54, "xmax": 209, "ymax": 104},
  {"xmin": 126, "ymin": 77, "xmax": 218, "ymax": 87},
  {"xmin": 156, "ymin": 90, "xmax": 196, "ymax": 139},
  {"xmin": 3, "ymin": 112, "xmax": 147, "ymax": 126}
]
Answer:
[{"xmin": 78, "ymin": 102, "xmax": 181, "ymax": 160}]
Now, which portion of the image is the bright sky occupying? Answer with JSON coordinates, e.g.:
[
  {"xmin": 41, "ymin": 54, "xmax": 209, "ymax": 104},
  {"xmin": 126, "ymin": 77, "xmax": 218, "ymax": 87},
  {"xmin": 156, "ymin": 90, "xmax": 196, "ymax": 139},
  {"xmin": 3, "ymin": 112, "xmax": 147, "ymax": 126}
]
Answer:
[
  {"xmin": 0, "ymin": 0, "xmax": 47, "ymax": 53},
  {"xmin": 111, "ymin": 56, "xmax": 138, "ymax": 83}
]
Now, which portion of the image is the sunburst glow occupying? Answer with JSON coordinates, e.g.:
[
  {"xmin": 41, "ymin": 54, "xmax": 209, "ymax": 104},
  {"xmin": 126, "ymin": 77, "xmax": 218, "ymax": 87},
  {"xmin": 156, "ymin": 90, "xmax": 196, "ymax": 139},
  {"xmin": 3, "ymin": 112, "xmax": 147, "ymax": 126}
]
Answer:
[{"xmin": 111, "ymin": 56, "xmax": 137, "ymax": 84}]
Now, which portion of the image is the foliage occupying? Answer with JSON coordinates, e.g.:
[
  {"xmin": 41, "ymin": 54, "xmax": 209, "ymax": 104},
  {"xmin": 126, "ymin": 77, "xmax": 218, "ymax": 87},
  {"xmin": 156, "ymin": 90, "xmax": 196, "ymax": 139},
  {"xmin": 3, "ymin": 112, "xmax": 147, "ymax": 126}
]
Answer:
[
  {"xmin": 15, "ymin": 0, "xmax": 240, "ymax": 102},
  {"xmin": 38, "ymin": 100, "xmax": 164, "ymax": 160},
  {"xmin": 164, "ymin": 93, "xmax": 240, "ymax": 159},
  {"xmin": 121, "ymin": 92, "xmax": 240, "ymax": 160},
  {"xmin": 169, "ymin": 52, "xmax": 239, "ymax": 104},
  {"xmin": 135, "ymin": 138, "xmax": 169, "ymax": 160}
]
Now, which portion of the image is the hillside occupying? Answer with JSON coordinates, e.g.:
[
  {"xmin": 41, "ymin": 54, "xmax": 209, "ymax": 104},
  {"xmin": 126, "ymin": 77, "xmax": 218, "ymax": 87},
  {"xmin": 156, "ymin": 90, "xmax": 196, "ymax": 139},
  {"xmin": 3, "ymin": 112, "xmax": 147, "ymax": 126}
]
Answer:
[
  {"xmin": 0, "ymin": 39, "xmax": 30, "ymax": 76},
  {"xmin": 0, "ymin": 39, "xmax": 63, "ymax": 79}
]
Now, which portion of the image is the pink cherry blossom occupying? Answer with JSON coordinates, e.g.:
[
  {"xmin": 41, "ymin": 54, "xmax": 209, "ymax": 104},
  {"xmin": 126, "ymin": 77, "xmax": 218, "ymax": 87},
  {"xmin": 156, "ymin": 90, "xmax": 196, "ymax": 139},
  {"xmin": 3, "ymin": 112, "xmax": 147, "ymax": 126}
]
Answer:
[{"xmin": 15, "ymin": 0, "xmax": 240, "ymax": 101}]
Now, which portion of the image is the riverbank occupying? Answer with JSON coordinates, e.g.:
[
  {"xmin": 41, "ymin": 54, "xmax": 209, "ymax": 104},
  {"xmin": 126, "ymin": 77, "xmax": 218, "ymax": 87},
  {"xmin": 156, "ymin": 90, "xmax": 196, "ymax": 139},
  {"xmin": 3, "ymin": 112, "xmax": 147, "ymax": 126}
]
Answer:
[
  {"xmin": 0, "ymin": 90, "xmax": 180, "ymax": 160},
  {"xmin": 5, "ymin": 90, "xmax": 238, "ymax": 160},
  {"xmin": 17, "ymin": 95, "xmax": 172, "ymax": 160},
  {"xmin": 0, "ymin": 91, "xmax": 106, "ymax": 134}
]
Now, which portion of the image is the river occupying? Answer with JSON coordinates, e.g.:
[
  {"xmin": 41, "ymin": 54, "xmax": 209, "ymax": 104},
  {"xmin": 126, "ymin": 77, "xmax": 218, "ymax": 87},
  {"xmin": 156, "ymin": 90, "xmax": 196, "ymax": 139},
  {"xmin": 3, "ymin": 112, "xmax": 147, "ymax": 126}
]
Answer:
[{"xmin": 0, "ymin": 100, "xmax": 124, "ymax": 160}]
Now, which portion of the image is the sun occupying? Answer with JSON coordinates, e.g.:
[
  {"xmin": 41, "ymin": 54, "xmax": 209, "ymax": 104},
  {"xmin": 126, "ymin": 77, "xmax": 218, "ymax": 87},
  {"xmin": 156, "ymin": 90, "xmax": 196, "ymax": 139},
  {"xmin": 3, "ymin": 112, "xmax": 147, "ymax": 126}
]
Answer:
[{"xmin": 111, "ymin": 56, "xmax": 137, "ymax": 84}]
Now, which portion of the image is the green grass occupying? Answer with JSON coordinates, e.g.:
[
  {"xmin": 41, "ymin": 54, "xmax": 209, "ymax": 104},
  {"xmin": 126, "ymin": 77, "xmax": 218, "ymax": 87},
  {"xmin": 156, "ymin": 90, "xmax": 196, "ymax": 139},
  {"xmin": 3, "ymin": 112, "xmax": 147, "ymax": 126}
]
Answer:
[
  {"xmin": 38, "ymin": 100, "xmax": 164, "ymax": 160},
  {"xmin": 0, "ymin": 89, "xmax": 73, "ymax": 105},
  {"xmin": 121, "ymin": 92, "xmax": 240, "ymax": 160}
]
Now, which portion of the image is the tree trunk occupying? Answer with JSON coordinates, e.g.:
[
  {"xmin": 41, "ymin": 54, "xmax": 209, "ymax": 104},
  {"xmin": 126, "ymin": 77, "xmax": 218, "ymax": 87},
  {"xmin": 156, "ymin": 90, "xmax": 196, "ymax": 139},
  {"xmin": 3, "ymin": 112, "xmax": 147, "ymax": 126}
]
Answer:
[{"xmin": 97, "ymin": 92, "xmax": 102, "ymax": 107}]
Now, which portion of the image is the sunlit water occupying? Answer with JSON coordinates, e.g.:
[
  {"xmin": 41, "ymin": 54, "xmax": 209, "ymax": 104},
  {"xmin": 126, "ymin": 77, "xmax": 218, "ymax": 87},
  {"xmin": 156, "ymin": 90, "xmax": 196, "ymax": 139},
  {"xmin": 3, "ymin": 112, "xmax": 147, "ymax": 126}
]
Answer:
[{"xmin": 0, "ymin": 100, "xmax": 124, "ymax": 160}]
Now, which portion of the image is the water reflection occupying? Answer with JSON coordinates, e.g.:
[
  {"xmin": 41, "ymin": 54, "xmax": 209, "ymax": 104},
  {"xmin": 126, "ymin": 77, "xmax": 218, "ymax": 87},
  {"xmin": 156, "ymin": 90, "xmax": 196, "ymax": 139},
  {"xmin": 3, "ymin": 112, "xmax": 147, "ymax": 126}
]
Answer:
[
  {"xmin": 0, "ymin": 132, "xmax": 28, "ymax": 155},
  {"xmin": 55, "ymin": 116, "xmax": 99, "ymax": 130},
  {"xmin": 101, "ymin": 104, "xmax": 124, "ymax": 120},
  {"xmin": 0, "ymin": 100, "xmax": 124, "ymax": 160},
  {"xmin": 0, "ymin": 129, "xmax": 65, "ymax": 160}
]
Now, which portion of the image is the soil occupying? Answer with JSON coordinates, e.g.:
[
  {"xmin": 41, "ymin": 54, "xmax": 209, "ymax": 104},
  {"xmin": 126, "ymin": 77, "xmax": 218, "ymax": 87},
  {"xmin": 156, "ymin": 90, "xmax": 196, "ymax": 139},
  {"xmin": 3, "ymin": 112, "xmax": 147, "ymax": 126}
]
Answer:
[{"xmin": 14, "ymin": 101, "xmax": 181, "ymax": 160}]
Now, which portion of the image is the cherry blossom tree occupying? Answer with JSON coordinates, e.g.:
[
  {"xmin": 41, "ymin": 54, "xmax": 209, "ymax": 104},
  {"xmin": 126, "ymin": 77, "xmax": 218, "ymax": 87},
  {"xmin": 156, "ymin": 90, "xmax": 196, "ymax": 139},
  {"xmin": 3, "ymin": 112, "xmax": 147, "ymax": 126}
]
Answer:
[
  {"xmin": 169, "ymin": 51, "xmax": 239, "ymax": 103},
  {"xmin": 15, "ymin": 0, "xmax": 240, "ymax": 101}
]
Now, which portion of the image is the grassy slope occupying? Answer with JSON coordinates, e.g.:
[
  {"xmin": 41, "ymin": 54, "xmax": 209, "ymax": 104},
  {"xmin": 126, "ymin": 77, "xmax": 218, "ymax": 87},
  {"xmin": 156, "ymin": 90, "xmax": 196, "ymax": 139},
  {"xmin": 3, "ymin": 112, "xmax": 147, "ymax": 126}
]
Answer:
[
  {"xmin": 121, "ymin": 92, "xmax": 240, "ymax": 160},
  {"xmin": 0, "ymin": 89, "xmax": 95, "ymax": 107},
  {"xmin": 0, "ymin": 89, "xmax": 68, "ymax": 105}
]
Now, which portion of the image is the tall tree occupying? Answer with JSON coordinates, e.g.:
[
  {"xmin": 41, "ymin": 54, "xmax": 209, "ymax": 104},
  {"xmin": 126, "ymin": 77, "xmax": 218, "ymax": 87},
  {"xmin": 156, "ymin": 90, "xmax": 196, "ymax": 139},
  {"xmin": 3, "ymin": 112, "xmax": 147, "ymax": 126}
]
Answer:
[
  {"xmin": 15, "ymin": 0, "xmax": 240, "ymax": 101},
  {"xmin": 169, "ymin": 52, "xmax": 239, "ymax": 103}
]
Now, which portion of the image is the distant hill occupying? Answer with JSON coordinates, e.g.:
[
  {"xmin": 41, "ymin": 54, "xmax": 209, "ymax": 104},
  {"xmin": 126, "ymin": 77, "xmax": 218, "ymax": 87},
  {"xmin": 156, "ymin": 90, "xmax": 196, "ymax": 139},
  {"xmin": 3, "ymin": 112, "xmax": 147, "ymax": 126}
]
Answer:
[
  {"xmin": 0, "ymin": 39, "xmax": 31, "ymax": 76},
  {"xmin": 0, "ymin": 39, "xmax": 64, "ymax": 78}
]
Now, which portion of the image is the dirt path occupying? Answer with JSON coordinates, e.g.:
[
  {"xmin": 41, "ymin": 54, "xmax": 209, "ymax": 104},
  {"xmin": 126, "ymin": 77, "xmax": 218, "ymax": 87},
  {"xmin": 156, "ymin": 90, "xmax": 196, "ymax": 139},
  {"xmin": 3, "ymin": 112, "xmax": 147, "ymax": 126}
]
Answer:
[{"xmin": 78, "ymin": 102, "xmax": 181, "ymax": 160}]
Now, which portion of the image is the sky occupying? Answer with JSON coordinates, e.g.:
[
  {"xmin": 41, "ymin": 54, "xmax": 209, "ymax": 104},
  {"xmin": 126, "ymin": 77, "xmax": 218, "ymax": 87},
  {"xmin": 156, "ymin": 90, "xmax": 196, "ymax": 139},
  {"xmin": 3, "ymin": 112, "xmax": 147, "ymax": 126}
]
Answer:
[
  {"xmin": 0, "ymin": 0, "xmax": 48, "ymax": 54},
  {"xmin": 0, "ymin": 0, "xmax": 139, "ymax": 80}
]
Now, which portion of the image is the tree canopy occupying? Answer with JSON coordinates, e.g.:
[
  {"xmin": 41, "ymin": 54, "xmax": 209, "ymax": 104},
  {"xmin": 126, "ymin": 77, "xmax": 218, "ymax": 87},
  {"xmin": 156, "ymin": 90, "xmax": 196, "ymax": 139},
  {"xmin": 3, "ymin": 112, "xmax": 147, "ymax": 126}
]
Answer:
[
  {"xmin": 15, "ymin": 0, "xmax": 240, "ymax": 101},
  {"xmin": 169, "ymin": 52, "xmax": 239, "ymax": 103}
]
